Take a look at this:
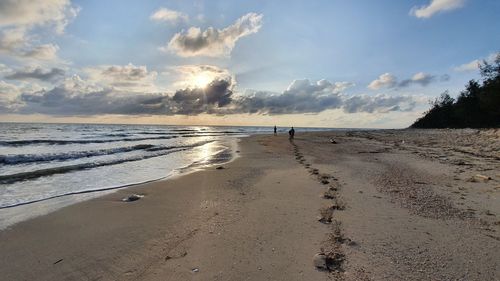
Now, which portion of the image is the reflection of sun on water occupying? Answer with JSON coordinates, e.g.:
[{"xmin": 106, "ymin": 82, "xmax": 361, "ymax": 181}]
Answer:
[
  {"xmin": 195, "ymin": 137, "xmax": 224, "ymax": 164},
  {"xmin": 195, "ymin": 138, "xmax": 218, "ymax": 164},
  {"xmin": 198, "ymin": 140, "xmax": 211, "ymax": 160}
]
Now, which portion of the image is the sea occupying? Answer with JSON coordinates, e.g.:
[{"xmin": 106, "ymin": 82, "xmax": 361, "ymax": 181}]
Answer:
[{"xmin": 0, "ymin": 123, "xmax": 330, "ymax": 229}]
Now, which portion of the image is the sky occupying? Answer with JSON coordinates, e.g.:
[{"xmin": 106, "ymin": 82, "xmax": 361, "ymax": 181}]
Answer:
[{"xmin": 0, "ymin": 0, "xmax": 499, "ymax": 128}]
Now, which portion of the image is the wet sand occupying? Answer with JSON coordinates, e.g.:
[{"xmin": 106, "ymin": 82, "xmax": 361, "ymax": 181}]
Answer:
[{"xmin": 0, "ymin": 129, "xmax": 499, "ymax": 280}]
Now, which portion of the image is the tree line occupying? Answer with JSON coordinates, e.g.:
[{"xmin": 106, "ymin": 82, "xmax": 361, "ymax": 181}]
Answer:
[{"xmin": 411, "ymin": 54, "xmax": 500, "ymax": 128}]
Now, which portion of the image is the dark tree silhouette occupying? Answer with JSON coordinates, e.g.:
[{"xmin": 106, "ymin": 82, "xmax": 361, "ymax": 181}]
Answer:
[{"xmin": 411, "ymin": 53, "xmax": 500, "ymax": 128}]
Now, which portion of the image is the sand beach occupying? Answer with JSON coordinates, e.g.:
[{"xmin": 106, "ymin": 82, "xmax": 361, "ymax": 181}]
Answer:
[{"xmin": 0, "ymin": 129, "xmax": 499, "ymax": 280}]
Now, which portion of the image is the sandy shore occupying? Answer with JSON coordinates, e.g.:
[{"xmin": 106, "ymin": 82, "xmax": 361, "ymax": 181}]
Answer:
[{"xmin": 1, "ymin": 129, "xmax": 499, "ymax": 280}]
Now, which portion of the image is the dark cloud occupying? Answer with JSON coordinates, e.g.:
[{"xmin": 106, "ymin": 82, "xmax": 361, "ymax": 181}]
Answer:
[
  {"xmin": 19, "ymin": 87, "xmax": 170, "ymax": 115},
  {"xmin": 171, "ymin": 79, "xmax": 233, "ymax": 114},
  {"xmin": 5, "ymin": 67, "xmax": 65, "ymax": 81},
  {"xmin": 7, "ymin": 78, "xmax": 419, "ymax": 116},
  {"xmin": 16, "ymin": 79, "xmax": 234, "ymax": 116}
]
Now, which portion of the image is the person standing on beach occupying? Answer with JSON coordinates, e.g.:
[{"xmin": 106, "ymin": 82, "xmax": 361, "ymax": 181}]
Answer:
[
  {"xmin": 289, "ymin": 127, "xmax": 295, "ymax": 140},
  {"xmin": 274, "ymin": 125, "xmax": 277, "ymax": 135}
]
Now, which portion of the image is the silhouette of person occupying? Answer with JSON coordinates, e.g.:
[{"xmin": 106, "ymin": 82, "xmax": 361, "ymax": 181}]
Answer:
[
  {"xmin": 274, "ymin": 125, "xmax": 277, "ymax": 135},
  {"xmin": 289, "ymin": 127, "xmax": 295, "ymax": 140}
]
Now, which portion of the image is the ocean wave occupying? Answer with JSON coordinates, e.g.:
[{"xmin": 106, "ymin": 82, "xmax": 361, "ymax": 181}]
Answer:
[
  {"xmin": 0, "ymin": 140, "xmax": 214, "ymax": 185},
  {"xmin": 0, "ymin": 144, "xmax": 156, "ymax": 165},
  {"xmin": 101, "ymin": 133, "xmax": 131, "ymax": 137},
  {"xmin": 0, "ymin": 135, "xmax": 179, "ymax": 146}
]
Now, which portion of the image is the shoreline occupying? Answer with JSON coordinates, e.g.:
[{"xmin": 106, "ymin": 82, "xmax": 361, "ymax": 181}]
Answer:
[
  {"xmin": 0, "ymin": 137, "xmax": 242, "ymax": 230},
  {"xmin": 1, "ymin": 130, "xmax": 499, "ymax": 280},
  {"xmin": 0, "ymin": 133, "xmax": 332, "ymax": 280}
]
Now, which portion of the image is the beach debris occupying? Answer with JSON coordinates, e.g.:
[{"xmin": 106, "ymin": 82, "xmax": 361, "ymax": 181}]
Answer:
[
  {"xmin": 216, "ymin": 166, "xmax": 225, "ymax": 170},
  {"xmin": 122, "ymin": 194, "xmax": 144, "ymax": 202},
  {"xmin": 313, "ymin": 253, "xmax": 328, "ymax": 270},
  {"xmin": 192, "ymin": 268, "xmax": 199, "ymax": 273},
  {"xmin": 467, "ymin": 174, "xmax": 492, "ymax": 183},
  {"xmin": 329, "ymin": 138, "xmax": 337, "ymax": 144},
  {"xmin": 53, "ymin": 259, "xmax": 63, "ymax": 265}
]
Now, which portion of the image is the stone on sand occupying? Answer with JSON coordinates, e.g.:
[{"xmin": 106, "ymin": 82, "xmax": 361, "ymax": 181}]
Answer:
[{"xmin": 122, "ymin": 194, "xmax": 144, "ymax": 202}]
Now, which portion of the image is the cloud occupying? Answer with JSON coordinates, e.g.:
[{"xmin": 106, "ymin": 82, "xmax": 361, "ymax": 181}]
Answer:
[
  {"xmin": 234, "ymin": 79, "xmax": 414, "ymax": 115},
  {"xmin": 398, "ymin": 72, "xmax": 435, "ymax": 87},
  {"xmin": 0, "ymin": 80, "xmax": 28, "ymax": 111},
  {"xmin": 170, "ymin": 64, "xmax": 233, "ymax": 88},
  {"xmin": 100, "ymin": 64, "xmax": 151, "ymax": 81},
  {"xmin": 0, "ymin": 80, "xmax": 21, "ymax": 97},
  {"xmin": 4, "ymin": 76, "xmax": 421, "ymax": 117},
  {"xmin": 0, "ymin": 0, "xmax": 78, "ymax": 60},
  {"xmin": 84, "ymin": 63, "xmax": 158, "ymax": 92},
  {"xmin": 368, "ymin": 72, "xmax": 447, "ymax": 89},
  {"xmin": 165, "ymin": 12, "xmax": 263, "ymax": 57},
  {"xmin": 454, "ymin": 60, "xmax": 480, "ymax": 72},
  {"xmin": 5, "ymin": 67, "xmax": 65, "ymax": 81},
  {"xmin": 0, "ymin": 28, "xmax": 25, "ymax": 53},
  {"xmin": 454, "ymin": 52, "xmax": 499, "ymax": 72},
  {"xmin": 368, "ymin": 73, "xmax": 397, "ymax": 90},
  {"xmin": 0, "ymin": 28, "xmax": 60, "ymax": 60},
  {"xmin": 171, "ymin": 79, "xmax": 234, "ymax": 115},
  {"xmin": 150, "ymin": 8, "xmax": 188, "ymax": 24},
  {"xmin": 234, "ymin": 79, "xmax": 349, "ymax": 114},
  {"xmin": 343, "ymin": 95, "xmax": 416, "ymax": 113},
  {"xmin": 0, "ymin": 64, "xmax": 11, "ymax": 74},
  {"xmin": 410, "ymin": 0, "xmax": 465, "ymax": 19},
  {"xmin": 21, "ymin": 44, "xmax": 60, "ymax": 60},
  {"xmin": 14, "ymin": 78, "xmax": 234, "ymax": 116},
  {"xmin": 0, "ymin": 0, "xmax": 79, "ymax": 34},
  {"xmin": 18, "ymin": 87, "xmax": 167, "ymax": 116},
  {"xmin": 173, "ymin": 65, "xmax": 232, "ymax": 78}
]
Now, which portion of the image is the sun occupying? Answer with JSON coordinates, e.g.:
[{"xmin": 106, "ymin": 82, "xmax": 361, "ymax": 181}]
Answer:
[{"xmin": 191, "ymin": 73, "xmax": 212, "ymax": 88}]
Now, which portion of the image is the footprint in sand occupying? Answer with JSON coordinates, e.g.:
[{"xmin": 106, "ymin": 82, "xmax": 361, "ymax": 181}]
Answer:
[{"xmin": 309, "ymin": 168, "xmax": 319, "ymax": 175}]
